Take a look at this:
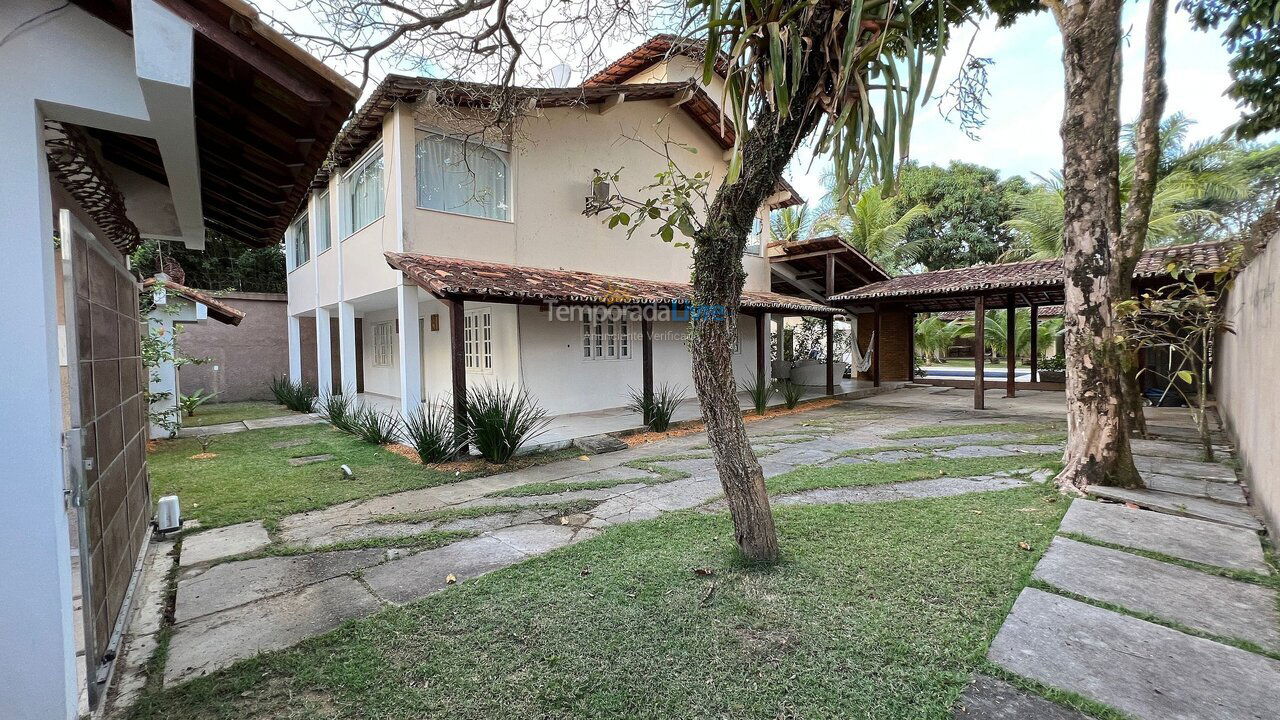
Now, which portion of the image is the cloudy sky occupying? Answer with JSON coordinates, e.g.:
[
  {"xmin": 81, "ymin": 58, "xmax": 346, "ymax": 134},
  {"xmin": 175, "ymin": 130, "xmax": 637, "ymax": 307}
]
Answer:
[{"xmin": 785, "ymin": 3, "xmax": 1253, "ymax": 201}]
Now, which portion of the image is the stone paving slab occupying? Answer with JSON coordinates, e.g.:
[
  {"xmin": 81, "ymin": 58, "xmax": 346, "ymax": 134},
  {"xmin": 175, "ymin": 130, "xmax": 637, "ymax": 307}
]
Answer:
[
  {"xmin": 952, "ymin": 675, "xmax": 1093, "ymax": 720},
  {"xmin": 1134, "ymin": 456, "xmax": 1236, "ymax": 483},
  {"xmin": 1144, "ymin": 423, "xmax": 1228, "ymax": 444},
  {"xmin": 1085, "ymin": 486, "xmax": 1262, "ymax": 531},
  {"xmin": 175, "ymin": 420, "xmax": 249, "ymax": 437},
  {"xmin": 360, "ymin": 534, "xmax": 529, "ymax": 605},
  {"xmin": 242, "ymin": 414, "xmax": 324, "ymax": 430},
  {"xmin": 935, "ymin": 445, "xmax": 1018, "ymax": 459},
  {"xmin": 175, "ymin": 548, "xmax": 386, "ymax": 623},
  {"xmin": 287, "ymin": 453, "xmax": 334, "ymax": 466},
  {"xmin": 487, "ymin": 523, "xmax": 593, "ymax": 555},
  {"xmin": 988, "ymin": 588, "xmax": 1280, "ymax": 720},
  {"xmin": 164, "ymin": 575, "xmax": 382, "ymax": 684},
  {"xmin": 771, "ymin": 475, "xmax": 1025, "ymax": 507},
  {"xmin": 180, "ymin": 522, "xmax": 271, "ymax": 566},
  {"xmin": 1058, "ymin": 501, "xmax": 1270, "ymax": 574},
  {"xmin": 1130, "ymin": 438, "xmax": 1231, "ymax": 462},
  {"xmin": 1034, "ymin": 537, "xmax": 1280, "ymax": 651},
  {"xmin": 1142, "ymin": 473, "xmax": 1247, "ymax": 505}
]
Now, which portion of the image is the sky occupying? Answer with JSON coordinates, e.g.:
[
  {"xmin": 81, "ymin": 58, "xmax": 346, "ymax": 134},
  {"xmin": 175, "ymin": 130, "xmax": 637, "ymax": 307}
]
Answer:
[{"xmin": 785, "ymin": 2, "xmax": 1252, "ymax": 203}]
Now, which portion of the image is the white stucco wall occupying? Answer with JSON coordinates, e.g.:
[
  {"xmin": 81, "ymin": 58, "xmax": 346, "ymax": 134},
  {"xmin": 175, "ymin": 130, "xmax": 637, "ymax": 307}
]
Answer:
[{"xmin": 1216, "ymin": 233, "xmax": 1280, "ymax": 536}]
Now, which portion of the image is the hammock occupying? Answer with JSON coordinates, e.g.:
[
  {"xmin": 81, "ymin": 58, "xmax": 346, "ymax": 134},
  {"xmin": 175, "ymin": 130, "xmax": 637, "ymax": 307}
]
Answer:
[{"xmin": 850, "ymin": 331, "xmax": 876, "ymax": 373}]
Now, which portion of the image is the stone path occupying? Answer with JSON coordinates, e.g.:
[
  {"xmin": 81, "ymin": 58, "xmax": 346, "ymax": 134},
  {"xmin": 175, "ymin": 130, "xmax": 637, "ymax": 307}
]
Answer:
[
  {"xmin": 174, "ymin": 412, "xmax": 324, "ymax": 437},
  {"xmin": 154, "ymin": 389, "xmax": 1067, "ymax": 687},
  {"xmin": 980, "ymin": 407, "xmax": 1279, "ymax": 720}
]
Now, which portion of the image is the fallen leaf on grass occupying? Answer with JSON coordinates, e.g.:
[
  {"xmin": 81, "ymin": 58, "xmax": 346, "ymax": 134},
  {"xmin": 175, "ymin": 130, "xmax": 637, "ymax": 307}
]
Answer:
[
  {"xmin": 692, "ymin": 567, "xmax": 715, "ymax": 576},
  {"xmin": 969, "ymin": 510, "xmax": 984, "ymax": 515},
  {"xmin": 1015, "ymin": 507, "xmax": 1041, "ymax": 513},
  {"xmin": 445, "ymin": 574, "xmax": 457, "ymax": 584},
  {"xmin": 189, "ymin": 452, "xmax": 218, "ymax": 460},
  {"xmin": 1018, "ymin": 541, "xmax": 1032, "ymax": 551},
  {"xmin": 580, "ymin": 567, "xmax": 591, "ymax": 577}
]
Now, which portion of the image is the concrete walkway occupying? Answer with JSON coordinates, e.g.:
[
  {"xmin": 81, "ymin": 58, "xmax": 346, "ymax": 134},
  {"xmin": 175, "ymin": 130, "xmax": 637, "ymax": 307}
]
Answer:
[
  {"xmin": 976, "ymin": 407, "xmax": 1279, "ymax": 720},
  {"xmin": 174, "ymin": 412, "xmax": 324, "ymax": 437},
  {"xmin": 144, "ymin": 387, "xmax": 1067, "ymax": 689}
]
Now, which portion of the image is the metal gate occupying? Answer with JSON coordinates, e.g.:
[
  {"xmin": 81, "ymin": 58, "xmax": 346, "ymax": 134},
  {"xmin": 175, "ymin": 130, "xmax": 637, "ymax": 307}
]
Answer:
[{"xmin": 59, "ymin": 209, "xmax": 152, "ymax": 706}]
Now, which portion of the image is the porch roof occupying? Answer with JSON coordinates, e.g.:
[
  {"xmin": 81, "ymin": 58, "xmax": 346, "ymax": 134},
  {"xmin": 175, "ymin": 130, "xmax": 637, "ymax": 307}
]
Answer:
[
  {"xmin": 142, "ymin": 277, "xmax": 245, "ymax": 325},
  {"xmin": 830, "ymin": 241, "xmax": 1237, "ymax": 311},
  {"xmin": 384, "ymin": 252, "xmax": 840, "ymax": 315},
  {"xmin": 767, "ymin": 235, "xmax": 892, "ymax": 299}
]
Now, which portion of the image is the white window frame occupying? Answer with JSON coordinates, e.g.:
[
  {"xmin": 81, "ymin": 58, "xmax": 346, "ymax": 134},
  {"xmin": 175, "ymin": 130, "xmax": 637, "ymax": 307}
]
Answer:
[
  {"xmin": 286, "ymin": 213, "xmax": 309, "ymax": 271},
  {"xmin": 316, "ymin": 190, "xmax": 332, "ymax": 254},
  {"xmin": 582, "ymin": 316, "xmax": 631, "ymax": 361},
  {"xmin": 414, "ymin": 128, "xmax": 513, "ymax": 222},
  {"xmin": 464, "ymin": 309, "xmax": 493, "ymax": 372},
  {"xmin": 371, "ymin": 321, "xmax": 394, "ymax": 367},
  {"xmin": 342, "ymin": 145, "xmax": 385, "ymax": 239}
]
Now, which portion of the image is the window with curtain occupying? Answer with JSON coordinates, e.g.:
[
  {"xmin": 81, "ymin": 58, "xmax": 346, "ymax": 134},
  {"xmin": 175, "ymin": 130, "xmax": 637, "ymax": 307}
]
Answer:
[
  {"xmin": 316, "ymin": 191, "xmax": 332, "ymax": 252},
  {"xmin": 416, "ymin": 132, "xmax": 510, "ymax": 220},
  {"xmin": 344, "ymin": 149, "xmax": 384, "ymax": 237},
  {"xmin": 287, "ymin": 213, "xmax": 309, "ymax": 269}
]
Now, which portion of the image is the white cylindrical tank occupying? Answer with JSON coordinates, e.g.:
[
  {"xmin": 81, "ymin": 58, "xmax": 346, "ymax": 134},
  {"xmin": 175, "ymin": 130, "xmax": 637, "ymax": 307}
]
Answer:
[{"xmin": 155, "ymin": 495, "xmax": 182, "ymax": 533}]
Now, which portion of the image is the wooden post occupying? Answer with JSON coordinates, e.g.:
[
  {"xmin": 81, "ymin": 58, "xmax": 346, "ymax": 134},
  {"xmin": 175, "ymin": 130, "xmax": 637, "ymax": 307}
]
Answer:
[
  {"xmin": 1005, "ymin": 293, "xmax": 1016, "ymax": 398},
  {"xmin": 825, "ymin": 252, "xmax": 836, "ymax": 298},
  {"xmin": 907, "ymin": 311, "xmax": 915, "ymax": 381},
  {"xmin": 974, "ymin": 296, "xmax": 986, "ymax": 409},
  {"xmin": 825, "ymin": 314, "xmax": 835, "ymax": 395},
  {"xmin": 447, "ymin": 297, "xmax": 467, "ymax": 452},
  {"xmin": 872, "ymin": 304, "xmax": 882, "ymax": 387},
  {"xmin": 755, "ymin": 312, "xmax": 767, "ymax": 383},
  {"xmin": 1029, "ymin": 304, "xmax": 1039, "ymax": 382},
  {"xmin": 641, "ymin": 312, "xmax": 654, "ymax": 413}
]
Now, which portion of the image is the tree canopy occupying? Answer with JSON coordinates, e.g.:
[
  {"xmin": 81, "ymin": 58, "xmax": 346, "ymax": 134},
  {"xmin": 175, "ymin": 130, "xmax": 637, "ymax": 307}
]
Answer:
[
  {"xmin": 893, "ymin": 161, "xmax": 1031, "ymax": 269},
  {"xmin": 1182, "ymin": 0, "xmax": 1280, "ymax": 139},
  {"xmin": 131, "ymin": 236, "xmax": 286, "ymax": 293}
]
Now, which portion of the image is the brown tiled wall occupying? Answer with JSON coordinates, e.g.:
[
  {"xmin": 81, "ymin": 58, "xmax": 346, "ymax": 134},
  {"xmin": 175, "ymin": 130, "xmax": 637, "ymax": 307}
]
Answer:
[
  {"xmin": 857, "ymin": 311, "xmax": 913, "ymax": 382},
  {"xmin": 72, "ymin": 239, "xmax": 149, "ymax": 661}
]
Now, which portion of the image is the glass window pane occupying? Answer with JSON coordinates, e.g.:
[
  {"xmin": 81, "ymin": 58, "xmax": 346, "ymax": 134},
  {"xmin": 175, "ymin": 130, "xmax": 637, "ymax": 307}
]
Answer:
[
  {"xmin": 316, "ymin": 192, "xmax": 331, "ymax": 252},
  {"xmin": 417, "ymin": 133, "xmax": 509, "ymax": 220}
]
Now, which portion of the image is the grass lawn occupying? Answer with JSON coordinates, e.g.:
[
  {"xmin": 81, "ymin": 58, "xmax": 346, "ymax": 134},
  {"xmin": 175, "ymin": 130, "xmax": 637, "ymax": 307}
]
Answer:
[
  {"xmin": 767, "ymin": 453, "xmax": 1060, "ymax": 496},
  {"xmin": 127, "ymin": 485, "xmax": 1073, "ymax": 720},
  {"xmin": 181, "ymin": 401, "xmax": 297, "ymax": 428},
  {"xmin": 148, "ymin": 424, "xmax": 576, "ymax": 529}
]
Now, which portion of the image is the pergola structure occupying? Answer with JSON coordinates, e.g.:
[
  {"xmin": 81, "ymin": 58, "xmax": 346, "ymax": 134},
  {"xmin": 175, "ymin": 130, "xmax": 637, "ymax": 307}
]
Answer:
[
  {"xmin": 830, "ymin": 241, "xmax": 1236, "ymax": 409},
  {"xmin": 385, "ymin": 252, "xmax": 842, "ymax": 429}
]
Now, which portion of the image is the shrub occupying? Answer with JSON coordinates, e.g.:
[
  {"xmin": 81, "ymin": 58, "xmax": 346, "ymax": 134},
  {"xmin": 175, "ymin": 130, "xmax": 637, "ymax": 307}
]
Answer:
[
  {"xmin": 625, "ymin": 384, "xmax": 687, "ymax": 432},
  {"xmin": 463, "ymin": 385, "xmax": 551, "ymax": 464},
  {"xmin": 351, "ymin": 404, "xmax": 402, "ymax": 445},
  {"xmin": 1039, "ymin": 355, "xmax": 1067, "ymax": 371},
  {"xmin": 316, "ymin": 393, "xmax": 358, "ymax": 434},
  {"xmin": 740, "ymin": 372, "xmax": 774, "ymax": 415},
  {"xmin": 403, "ymin": 401, "xmax": 462, "ymax": 463},
  {"xmin": 270, "ymin": 376, "xmax": 317, "ymax": 412},
  {"xmin": 178, "ymin": 389, "xmax": 215, "ymax": 417},
  {"xmin": 778, "ymin": 380, "xmax": 805, "ymax": 409}
]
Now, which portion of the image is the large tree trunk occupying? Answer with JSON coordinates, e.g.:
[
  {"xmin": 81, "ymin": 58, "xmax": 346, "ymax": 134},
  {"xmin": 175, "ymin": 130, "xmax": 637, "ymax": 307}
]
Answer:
[
  {"xmin": 1049, "ymin": 0, "xmax": 1143, "ymax": 491},
  {"xmin": 691, "ymin": 61, "xmax": 824, "ymax": 564},
  {"xmin": 1118, "ymin": 0, "xmax": 1170, "ymax": 438}
]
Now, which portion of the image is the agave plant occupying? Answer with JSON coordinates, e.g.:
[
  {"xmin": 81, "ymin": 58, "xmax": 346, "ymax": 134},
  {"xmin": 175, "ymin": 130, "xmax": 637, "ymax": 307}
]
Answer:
[
  {"xmin": 269, "ymin": 376, "xmax": 317, "ymax": 413},
  {"xmin": 351, "ymin": 404, "xmax": 402, "ymax": 445},
  {"xmin": 778, "ymin": 380, "xmax": 806, "ymax": 409},
  {"xmin": 625, "ymin": 384, "xmax": 687, "ymax": 432},
  {"xmin": 403, "ymin": 401, "xmax": 462, "ymax": 463},
  {"xmin": 740, "ymin": 372, "xmax": 774, "ymax": 415},
  {"xmin": 463, "ymin": 385, "xmax": 551, "ymax": 464},
  {"xmin": 316, "ymin": 393, "xmax": 358, "ymax": 434}
]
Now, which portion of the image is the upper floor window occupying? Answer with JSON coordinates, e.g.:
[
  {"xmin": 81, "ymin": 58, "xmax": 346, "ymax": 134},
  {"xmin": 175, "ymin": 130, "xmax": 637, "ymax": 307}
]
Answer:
[
  {"xmin": 416, "ymin": 132, "xmax": 510, "ymax": 221},
  {"xmin": 343, "ymin": 149, "xmax": 384, "ymax": 237},
  {"xmin": 286, "ymin": 213, "xmax": 309, "ymax": 270},
  {"xmin": 744, "ymin": 216, "xmax": 763, "ymax": 256},
  {"xmin": 316, "ymin": 191, "xmax": 332, "ymax": 253}
]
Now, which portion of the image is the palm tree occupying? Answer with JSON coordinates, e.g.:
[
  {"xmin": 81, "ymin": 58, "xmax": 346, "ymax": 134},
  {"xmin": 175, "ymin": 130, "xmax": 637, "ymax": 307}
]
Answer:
[
  {"xmin": 956, "ymin": 309, "xmax": 1064, "ymax": 361},
  {"xmin": 814, "ymin": 186, "xmax": 930, "ymax": 272},
  {"xmin": 1001, "ymin": 115, "xmax": 1251, "ymax": 261},
  {"xmin": 914, "ymin": 315, "xmax": 967, "ymax": 364},
  {"xmin": 769, "ymin": 204, "xmax": 818, "ymax": 245}
]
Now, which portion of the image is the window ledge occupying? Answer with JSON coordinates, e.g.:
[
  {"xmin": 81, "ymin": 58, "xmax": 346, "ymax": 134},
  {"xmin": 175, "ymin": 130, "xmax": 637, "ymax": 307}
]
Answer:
[{"xmin": 415, "ymin": 206, "xmax": 514, "ymax": 225}]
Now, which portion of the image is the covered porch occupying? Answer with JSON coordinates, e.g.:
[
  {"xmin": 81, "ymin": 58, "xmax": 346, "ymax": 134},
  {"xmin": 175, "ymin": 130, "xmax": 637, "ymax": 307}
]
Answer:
[{"xmin": 830, "ymin": 241, "xmax": 1236, "ymax": 409}]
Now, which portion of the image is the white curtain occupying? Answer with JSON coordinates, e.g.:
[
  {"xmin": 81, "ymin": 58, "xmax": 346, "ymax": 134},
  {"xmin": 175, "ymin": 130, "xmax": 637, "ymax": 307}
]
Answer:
[
  {"xmin": 417, "ymin": 133, "xmax": 509, "ymax": 220},
  {"xmin": 347, "ymin": 152, "xmax": 384, "ymax": 235}
]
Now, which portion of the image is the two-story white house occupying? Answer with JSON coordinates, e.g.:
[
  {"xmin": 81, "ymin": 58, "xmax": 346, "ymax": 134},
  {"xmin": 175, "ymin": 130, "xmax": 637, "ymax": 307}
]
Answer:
[{"xmin": 283, "ymin": 36, "xmax": 851, "ymax": 425}]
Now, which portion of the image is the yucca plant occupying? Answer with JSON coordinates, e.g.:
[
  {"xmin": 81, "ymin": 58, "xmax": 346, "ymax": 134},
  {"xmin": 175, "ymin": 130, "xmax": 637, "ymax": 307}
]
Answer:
[
  {"xmin": 463, "ymin": 385, "xmax": 550, "ymax": 464},
  {"xmin": 740, "ymin": 372, "xmax": 774, "ymax": 415},
  {"xmin": 316, "ymin": 393, "xmax": 358, "ymax": 434},
  {"xmin": 351, "ymin": 404, "xmax": 402, "ymax": 445},
  {"xmin": 778, "ymin": 380, "xmax": 805, "ymax": 410},
  {"xmin": 625, "ymin": 384, "xmax": 687, "ymax": 432},
  {"xmin": 403, "ymin": 401, "xmax": 462, "ymax": 463},
  {"xmin": 270, "ymin": 376, "xmax": 317, "ymax": 412}
]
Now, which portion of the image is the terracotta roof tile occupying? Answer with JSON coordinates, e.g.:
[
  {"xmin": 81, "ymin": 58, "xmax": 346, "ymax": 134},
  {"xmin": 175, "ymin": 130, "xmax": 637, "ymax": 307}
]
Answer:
[
  {"xmin": 831, "ymin": 241, "xmax": 1238, "ymax": 303},
  {"xmin": 584, "ymin": 35, "xmax": 729, "ymax": 87},
  {"xmin": 385, "ymin": 252, "xmax": 838, "ymax": 315},
  {"xmin": 142, "ymin": 278, "xmax": 245, "ymax": 326}
]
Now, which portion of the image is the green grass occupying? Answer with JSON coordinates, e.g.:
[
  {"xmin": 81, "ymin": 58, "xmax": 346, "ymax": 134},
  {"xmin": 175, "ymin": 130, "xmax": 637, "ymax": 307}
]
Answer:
[
  {"xmin": 767, "ymin": 453, "xmax": 1060, "ymax": 496},
  {"xmin": 181, "ymin": 401, "xmax": 298, "ymax": 428},
  {"xmin": 885, "ymin": 422, "xmax": 1062, "ymax": 440},
  {"xmin": 149, "ymin": 425, "xmax": 575, "ymax": 529},
  {"xmin": 125, "ymin": 486, "xmax": 1071, "ymax": 720}
]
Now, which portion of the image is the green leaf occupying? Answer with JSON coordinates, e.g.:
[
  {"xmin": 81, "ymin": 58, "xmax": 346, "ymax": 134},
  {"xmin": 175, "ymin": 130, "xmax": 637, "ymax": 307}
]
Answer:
[{"xmin": 1176, "ymin": 370, "xmax": 1194, "ymax": 384}]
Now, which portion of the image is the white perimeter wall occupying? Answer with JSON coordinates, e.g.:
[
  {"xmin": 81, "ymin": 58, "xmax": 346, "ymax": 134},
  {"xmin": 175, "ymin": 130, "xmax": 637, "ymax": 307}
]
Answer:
[{"xmin": 1216, "ymin": 232, "xmax": 1280, "ymax": 536}]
